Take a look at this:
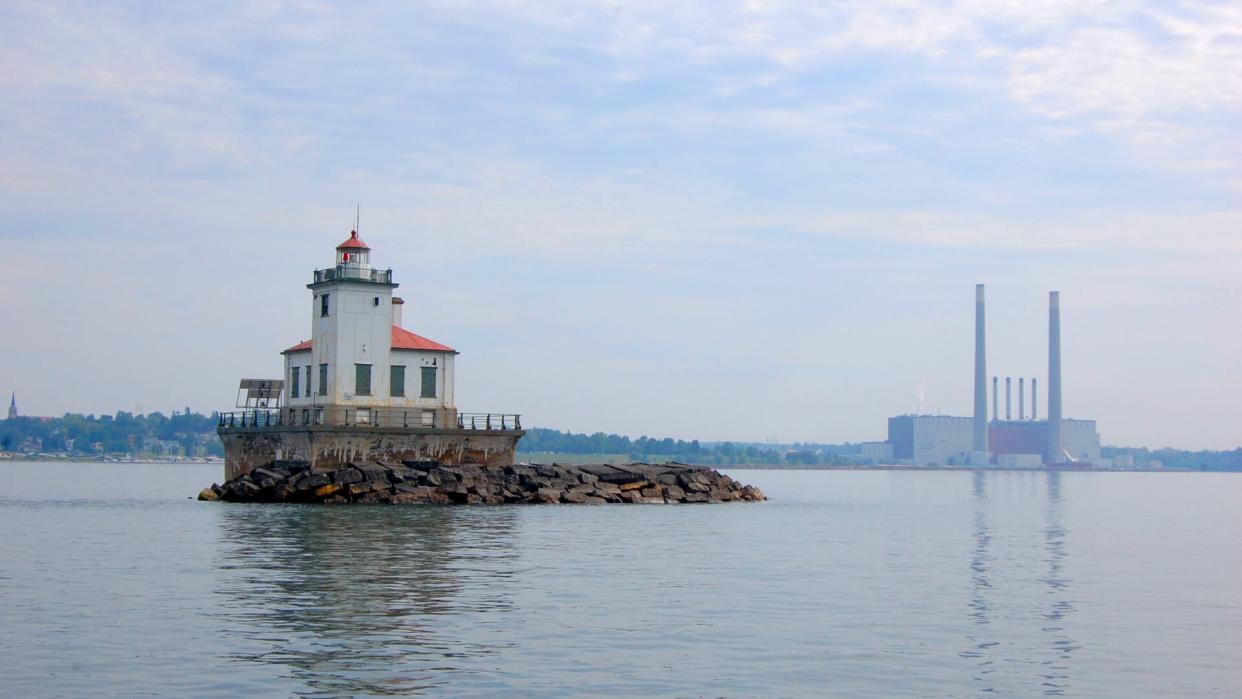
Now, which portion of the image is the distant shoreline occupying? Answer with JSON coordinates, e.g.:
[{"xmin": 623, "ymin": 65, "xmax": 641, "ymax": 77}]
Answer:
[
  {"xmin": 518, "ymin": 457, "xmax": 1212, "ymax": 473},
  {"xmin": 718, "ymin": 463, "xmax": 1205, "ymax": 473},
  {"xmin": 0, "ymin": 454, "xmax": 218, "ymax": 465},
  {"xmin": 0, "ymin": 455, "xmax": 1226, "ymax": 473}
]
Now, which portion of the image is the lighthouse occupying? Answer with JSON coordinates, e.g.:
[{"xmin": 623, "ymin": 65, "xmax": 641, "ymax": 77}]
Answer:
[
  {"xmin": 217, "ymin": 228, "xmax": 522, "ymax": 480},
  {"xmin": 281, "ymin": 230, "xmax": 457, "ymax": 428}
]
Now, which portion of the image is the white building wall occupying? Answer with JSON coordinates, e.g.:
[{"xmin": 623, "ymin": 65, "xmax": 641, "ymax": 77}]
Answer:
[
  {"xmin": 282, "ymin": 304, "xmax": 457, "ymax": 410},
  {"xmin": 283, "ymin": 350, "xmax": 314, "ymax": 404},
  {"xmin": 912, "ymin": 416, "xmax": 974, "ymax": 466},
  {"xmin": 317, "ymin": 283, "xmax": 396, "ymax": 405},
  {"xmin": 1062, "ymin": 419, "xmax": 1101, "ymax": 463},
  {"xmin": 390, "ymin": 349, "xmax": 455, "ymax": 409},
  {"xmin": 444, "ymin": 354, "xmax": 455, "ymax": 407},
  {"xmin": 861, "ymin": 441, "xmax": 893, "ymax": 463},
  {"xmin": 998, "ymin": 453, "xmax": 1044, "ymax": 468}
]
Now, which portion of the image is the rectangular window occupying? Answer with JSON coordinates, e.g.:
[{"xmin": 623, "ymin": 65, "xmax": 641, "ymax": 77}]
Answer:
[
  {"xmin": 321, "ymin": 293, "xmax": 330, "ymax": 317},
  {"xmin": 355, "ymin": 363, "xmax": 372, "ymax": 396},
  {"xmin": 305, "ymin": 366, "xmax": 311, "ymax": 397},
  {"xmin": 318, "ymin": 364, "xmax": 328, "ymax": 396},
  {"xmin": 390, "ymin": 366, "xmax": 405, "ymax": 397},
  {"xmin": 290, "ymin": 366, "xmax": 300, "ymax": 398},
  {"xmin": 420, "ymin": 366, "xmax": 437, "ymax": 398}
]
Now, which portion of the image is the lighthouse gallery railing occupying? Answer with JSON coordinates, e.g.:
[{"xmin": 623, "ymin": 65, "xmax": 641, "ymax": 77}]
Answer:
[
  {"xmin": 312, "ymin": 266, "xmax": 393, "ymax": 284},
  {"xmin": 218, "ymin": 409, "xmax": 520, "ymax": 431}
]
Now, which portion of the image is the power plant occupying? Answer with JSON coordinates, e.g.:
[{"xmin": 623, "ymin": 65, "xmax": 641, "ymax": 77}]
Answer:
[{"xmin": 862, "ymin": 285, "xmax": 1101, "ymax": 467}]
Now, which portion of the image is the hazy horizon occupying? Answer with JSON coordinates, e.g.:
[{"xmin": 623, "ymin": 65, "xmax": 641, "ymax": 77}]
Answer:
[{"xmin": 2, "ymin": 2, "xmax": 1239, "ymax": 450}]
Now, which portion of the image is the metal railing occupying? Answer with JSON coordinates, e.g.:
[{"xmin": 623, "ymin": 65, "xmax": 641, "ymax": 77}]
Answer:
[
  {"xmin": 456, "ymin": 413, "xmax": 522, "ymax": 430},
  {"xmin": 218, "ymin": 409, "xmax": 284, "ymax": 428},
  {"xmin": 218, "ymin": 408, "xmax": 521, "ymax": 431},
  {"xmin": 312, "ymin": 266, "xmax": 393, "ymax": 284}
]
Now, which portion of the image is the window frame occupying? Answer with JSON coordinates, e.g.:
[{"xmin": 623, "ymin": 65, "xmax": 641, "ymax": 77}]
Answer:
[
  {"xmin": 355, "ymin": 363, "xmax": 372, "ymax": 396},
  {"xmin": 420, "ymin": 366, "xmax": 437, "ymax": 399},
  {"xmin": 390, "ymin": 365, "xmax": 405, "ymax": 397}
]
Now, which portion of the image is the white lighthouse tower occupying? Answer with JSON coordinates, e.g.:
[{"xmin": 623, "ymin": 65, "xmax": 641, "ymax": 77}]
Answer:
[{"xmin": 281, "ymin": 230, "xmax": 457, "ymax": 427}]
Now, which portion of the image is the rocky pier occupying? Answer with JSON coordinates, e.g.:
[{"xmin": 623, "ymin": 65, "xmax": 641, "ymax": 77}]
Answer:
[{"xmin": 198, "ymin": 460, "xmax": 765, "ymax": 505}]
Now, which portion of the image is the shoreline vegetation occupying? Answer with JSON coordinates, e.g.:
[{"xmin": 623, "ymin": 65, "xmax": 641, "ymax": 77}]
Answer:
[
  {"xmin": 2, "ymin": 414, "xmax": 1240, "ymax": 472},
  {"xmin": 0, "ymin": 453, "xmax": 1228, "ymax": 474}
]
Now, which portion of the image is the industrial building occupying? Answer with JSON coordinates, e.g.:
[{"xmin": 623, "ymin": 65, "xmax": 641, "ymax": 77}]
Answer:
[{"xmin": 866, "ymin": 285, "xmax": 1101, "ymax": 467}]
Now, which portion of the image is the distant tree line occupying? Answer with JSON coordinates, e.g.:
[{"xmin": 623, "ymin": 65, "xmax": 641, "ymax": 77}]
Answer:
[
  {"xmin": 1102, "ymin": 446, "xmax": 1242, "ymax": 472},
  {"xmin": 1, "ymin": 410, "xmax": 224, "ymax": 457},
  {"xmin": 8, "ymin": 414, "xmax": 1235, "ymax": 470},
  {"xmin": 518, "ymin": 427, "xmax": 863, "ymax": 466},
  {"xmin": 519, "ymin": 430, "xmax": 1242, "ymax": 470}
]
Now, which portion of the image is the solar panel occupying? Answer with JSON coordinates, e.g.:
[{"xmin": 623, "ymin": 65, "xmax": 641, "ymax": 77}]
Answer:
[{"xmin": 236, "ymin": 379, "xmax": 285, "ymax": 408}]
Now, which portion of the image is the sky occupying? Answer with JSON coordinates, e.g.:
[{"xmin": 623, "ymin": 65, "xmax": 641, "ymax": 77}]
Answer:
[{"xmin": 1, "ymin": 1, "xmax": 1239, "ymax": 449}]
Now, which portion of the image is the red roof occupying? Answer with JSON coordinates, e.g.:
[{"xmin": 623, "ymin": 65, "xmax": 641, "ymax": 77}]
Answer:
[
  {"xmin": 282, "ymin": 327, "xmax": 455, "ymax": 354},
  {"xmin": 392, "ymin": 325, "xmax": 456, "ymax": 352},
  {"xmin": 337, "ymin": 230, "xmax": 370, "ymax": 250}
]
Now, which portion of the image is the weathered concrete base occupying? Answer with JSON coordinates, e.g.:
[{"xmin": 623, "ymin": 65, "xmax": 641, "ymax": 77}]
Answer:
[
  {"xmin": 199, "ymin": 460, "xmax": 766, "ymax": 505},
  {"xmin": 217, "ymin": 426, "xmax": 523, "ymax": 481}
]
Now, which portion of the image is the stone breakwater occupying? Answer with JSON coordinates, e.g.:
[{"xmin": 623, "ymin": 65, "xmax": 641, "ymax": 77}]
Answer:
[{"xmin": 198, "ymin": 460, "xmax": 766, "ymax": 505}]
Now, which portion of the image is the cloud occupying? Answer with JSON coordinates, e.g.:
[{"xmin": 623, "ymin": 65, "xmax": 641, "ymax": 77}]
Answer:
[
  {"xmin": 4, "ymin": 1, "xmax": 1239, "ymax": 197},
  {"xmin": 1, "ymin": 0, "xmax": 1240, "ymax": 447},
  {"xmin": 429, "ymin": 1, "xmax": 1242, "ymax": 184},
  {"xmin": 793, "ymin": 208, "xmax": 1242, "ymax": 255}
]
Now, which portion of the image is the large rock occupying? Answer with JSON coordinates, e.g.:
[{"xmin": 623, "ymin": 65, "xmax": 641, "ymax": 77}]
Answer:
[
  {"xmin": 334, "ymin": 468, "xmax": 365, "ymax": 485},
  {"xmin": 314, "ymin": 483, "xmax": 343, "ymax": 499},
  {"xmin": 201, "ymin": 460, "xmax": 766, "ymax": 506}
]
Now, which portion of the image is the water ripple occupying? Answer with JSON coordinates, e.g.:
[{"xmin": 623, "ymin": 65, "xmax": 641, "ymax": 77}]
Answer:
[{"xmin": 2, "ymin": 463, "xmax": 1242, "ymax": 696}]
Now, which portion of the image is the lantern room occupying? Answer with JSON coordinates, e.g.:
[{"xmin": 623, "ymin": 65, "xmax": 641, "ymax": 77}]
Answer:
[{"xmin": 336, "ymin": 230, "xmax": 371, "ymax": 267}]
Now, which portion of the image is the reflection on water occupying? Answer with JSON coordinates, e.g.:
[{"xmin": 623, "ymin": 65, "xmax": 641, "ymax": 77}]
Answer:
[
  {"xmin": 1040, "ymin": 471, "xmax": 1076, "ymax": 695},
  {"xmin": 962, "ymin": 471, "xmax": 1079, "ymax": 696},
  {"xmin": 6, "ymin": 463, "xmax": 1241, "ymax": 697},
  {"xmin": 213, "ymin": 506, "xmax": 519, "ymax": 696},
  {"xmin": 963, "ymin": 471, "xmax": 997, "ymax": 688}
]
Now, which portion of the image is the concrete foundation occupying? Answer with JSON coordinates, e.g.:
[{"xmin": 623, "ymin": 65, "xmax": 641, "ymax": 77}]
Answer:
[{"xmin": 219, "ymin": 425, "xmax": 523, "ymax": 481}]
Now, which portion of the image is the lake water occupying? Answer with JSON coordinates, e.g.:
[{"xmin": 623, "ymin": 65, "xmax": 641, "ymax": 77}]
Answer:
[{"xmin": 2, "ymin": 462, "xmax": 1239, "ymax": 697}]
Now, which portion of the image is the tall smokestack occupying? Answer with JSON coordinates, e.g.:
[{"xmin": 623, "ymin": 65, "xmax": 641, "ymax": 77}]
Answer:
[
  {"xmin": 1006, "ymin": 377, "xmax": 1011, "ymax": 420},
  {"xmin": 1047, "ymin": 291, "xmax": 1063, "ymax": 462},
  {"xmin": 1032, "ymin": 378, "xmax": 1038, "ymax": 420},
  {"xmin": 1019, "ymin": 378, "xmax": 1025, "ymax": 420},
  {"xmin": 992, "ymin": 376, "xmax": 998, "ymax": 422},
  {"xmin": 973, "ymin": 284, "xmax": 988, "ymax": 454}
]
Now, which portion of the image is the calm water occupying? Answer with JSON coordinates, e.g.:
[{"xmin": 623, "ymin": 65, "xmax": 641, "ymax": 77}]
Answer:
[{"xmin": 2, "ymin": 462, "xmax": 1239, "ymax": 697}]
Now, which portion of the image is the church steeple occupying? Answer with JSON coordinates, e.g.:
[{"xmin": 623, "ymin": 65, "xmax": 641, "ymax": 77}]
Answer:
[{"xmin": 7, "ymin": 392, "xmax": 16, "ymax": 420}]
